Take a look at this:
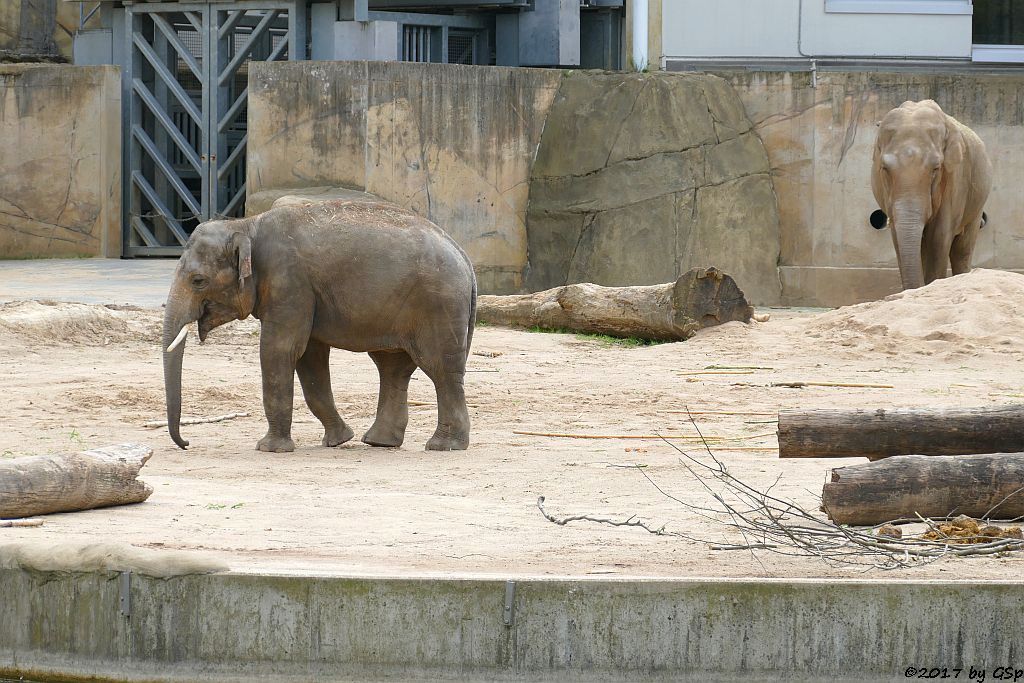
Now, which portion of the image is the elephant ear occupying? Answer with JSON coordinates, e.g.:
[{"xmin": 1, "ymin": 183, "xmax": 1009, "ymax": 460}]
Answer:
[
  {"xmin": 231, "ymin": 232, "xmax": 253, "ymax": 284},
  {"xmin": 938, "ymin": 115, "xmax": 966, "ymax": 211},
  {"xmin": 942, "ymin": 115, "xmax": 966, "ymax": 175}
]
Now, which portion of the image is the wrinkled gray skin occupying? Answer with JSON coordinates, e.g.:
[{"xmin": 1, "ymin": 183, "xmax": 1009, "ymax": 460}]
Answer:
[
  {"xmin": 162, "ymin": 200, "xmax": 477, "ymax": 452},
  {"xmin": 870, "ymin": 99, "xmax": 992, "ymax": 290}
]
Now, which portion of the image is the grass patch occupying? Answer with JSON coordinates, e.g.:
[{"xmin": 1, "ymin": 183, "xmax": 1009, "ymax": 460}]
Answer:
[{"xmin": 526, "ymin": 325, "xmax": 666, "ymax": 347}]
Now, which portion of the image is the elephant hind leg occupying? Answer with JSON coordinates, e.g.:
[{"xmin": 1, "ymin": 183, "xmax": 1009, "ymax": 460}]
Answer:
[
  {"xmin": 296, "ymin": 339, "xmax": 354, "ymax": 447},
  {"xmin": 412, "ymin": 349, "xmax": 470, "ymax": 451},
  {"xmin": 950, "ymin": 215, "xmax": 983, "ymax": 276},
  {"xmin": 362, "ymin": 350, "xmax": 418, "ymax": 448}
]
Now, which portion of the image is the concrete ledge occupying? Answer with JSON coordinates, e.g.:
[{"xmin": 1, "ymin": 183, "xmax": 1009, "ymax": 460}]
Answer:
[{"xmin": 3, "ymin": 569, "xmax": 1024, "ymax": 681}]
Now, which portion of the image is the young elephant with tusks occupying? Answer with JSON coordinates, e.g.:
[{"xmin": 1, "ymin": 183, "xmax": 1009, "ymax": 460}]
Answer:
[
  {"xmin": 163, "ymin": 199, "xmax": 477, "ymax": 452},
  {"xmin": 869, "ymin": 99, "xmax": 992, "ymax": 290}
]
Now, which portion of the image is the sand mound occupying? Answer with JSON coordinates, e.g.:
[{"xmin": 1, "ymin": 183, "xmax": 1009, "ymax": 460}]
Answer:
[
  {"xmin": 0, "ymin": 300, "xmax": 133, "ymax": 345},
  {"xmin": 790, "ymin": 269, "xmax": 1024, "ymax": 354}
]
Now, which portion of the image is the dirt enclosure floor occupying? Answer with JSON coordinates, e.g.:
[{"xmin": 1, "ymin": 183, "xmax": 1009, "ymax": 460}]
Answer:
[{"xmin": 2, "ymin": 269, "xmax": 1024, "ymax": 580}]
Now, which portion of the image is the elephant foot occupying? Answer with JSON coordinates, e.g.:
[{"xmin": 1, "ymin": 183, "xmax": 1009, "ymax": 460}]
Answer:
[
  {"xmin": 361, "ymin": 421, "xmax": 405, "ymax": 448},
  {"xmin": 426, "ymin": 430, "xmax": 469, "ymax": 451},
  {"xmin": 257, "ymin": 434, "xmax": 295, "ymax": 453},
  {"xmin": 322, "ymin": 423, "xmax": 355, "ymax": 447}
]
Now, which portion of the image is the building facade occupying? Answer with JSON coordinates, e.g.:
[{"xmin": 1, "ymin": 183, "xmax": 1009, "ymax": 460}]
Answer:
[{"xmin": 655, "ymin": 0, "xmax": 1024, "ymax": 69}]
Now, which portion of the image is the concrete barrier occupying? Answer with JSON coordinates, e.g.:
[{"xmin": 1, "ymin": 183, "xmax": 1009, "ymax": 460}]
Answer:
[
  {"xmin": 0, "ymin": 64, "xmax": 121, "ymax": 259},
  {"xmin": 3, "ymin": 569, "xmax": 1023, "ymax": 681}
]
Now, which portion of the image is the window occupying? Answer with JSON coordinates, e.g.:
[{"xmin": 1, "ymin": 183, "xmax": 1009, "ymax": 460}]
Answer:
[
  {"xmin": 973, "ymin": 0, "xmax": 1024, "ymax": 44},
  {"xmin": 973, "ymin": 0, "xmax": 1024, "ymax": 61},
  {"xmin": 825, "ymin": 0, "xmax": 972, "ymax": 13}
]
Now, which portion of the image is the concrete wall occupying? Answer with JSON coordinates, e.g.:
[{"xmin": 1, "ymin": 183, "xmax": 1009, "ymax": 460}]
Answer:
[
  {"xmin": 661, "ymin": 0, "xmax": 972, "ymax": 61},
  {"xmin": 0, "ymin": 64, "xmax": 121, "ymax": 259},
  {"xmin": 5, "ymin": 568, "xmax": 1024, "ymax": 681},
  {"xmin": 247, "ymin": 61, "xmax": 783, "ymax": 304},
  {"xmin": 0, "ymin": 0, "xmax": 95, "ymax": 61},
  {"xmin": 720, "ymin": 70, "xmax": 1024, "ymax": 306},
  {"xmin": 247, "ymin": 61, "xmax": 562, "ymax": 295}
]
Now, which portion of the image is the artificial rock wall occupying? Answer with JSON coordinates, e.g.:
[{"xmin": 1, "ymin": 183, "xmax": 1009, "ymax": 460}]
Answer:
[
  {"xmin": 0, "ymin": 64, "xmax": 121, "ymax": 258},
  {"xmin": 525, "ymin": 71, "xmax": 780, "ymax": 301},
  {"xmin": 247, "ymin": 62, "xmax": 783, "ymax": 304}
]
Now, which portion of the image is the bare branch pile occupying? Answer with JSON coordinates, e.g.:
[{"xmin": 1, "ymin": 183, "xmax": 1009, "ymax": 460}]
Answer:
[{"xmin": 538, "ymin": 417, "xmax": 1024, "ymax": 570}]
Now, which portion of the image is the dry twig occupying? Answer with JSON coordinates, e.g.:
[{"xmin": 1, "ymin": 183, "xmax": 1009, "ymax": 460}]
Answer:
[
  {"xmin": 537, "ymin": 412, "xmax": 1024, "ymax": 570},
  {"xmin": 0, "ymin": 518, "xmax": 44, "ymax": 528}
]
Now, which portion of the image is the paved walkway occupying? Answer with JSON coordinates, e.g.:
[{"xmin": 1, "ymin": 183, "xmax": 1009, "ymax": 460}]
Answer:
[{"xmin": 0, "ymin": 258, "xmax": 176, "ymax": 308}]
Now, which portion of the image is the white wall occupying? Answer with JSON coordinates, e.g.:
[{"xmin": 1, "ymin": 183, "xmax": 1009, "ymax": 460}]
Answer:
[
  {"xmin": 802, "ymin": 1, "xmax": 972, "ymax": 57},
  {"xmin": 661, "ymin": 0, "xmax": 972, "ymax": 60},
  {"xmin": 662, "ymin": 0, "xmax": 801, "ymax": 58}
]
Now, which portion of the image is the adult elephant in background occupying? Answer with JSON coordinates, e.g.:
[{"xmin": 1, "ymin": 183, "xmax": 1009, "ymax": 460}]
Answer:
[
  {"xmin": 869, "ymin": 99, "xmax": 992, "ymax": 290},
  {"xmin": 162, "ymin": 199, "xmax": 477, "ymax": 452}
]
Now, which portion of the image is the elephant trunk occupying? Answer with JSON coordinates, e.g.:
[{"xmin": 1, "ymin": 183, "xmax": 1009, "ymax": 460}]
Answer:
[
  {"xmin": 162, "ymin": 283, "xmax": 201, "ymax": 449},
  {"xmin": 891, "ymin": 198, "xmax": 927, "ymax": 290}
]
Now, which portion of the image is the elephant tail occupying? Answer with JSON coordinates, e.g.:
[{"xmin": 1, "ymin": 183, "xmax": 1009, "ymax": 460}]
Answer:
[{"xmin": 465, "ymin": 271, "xmax": 477, "ymax": 361}]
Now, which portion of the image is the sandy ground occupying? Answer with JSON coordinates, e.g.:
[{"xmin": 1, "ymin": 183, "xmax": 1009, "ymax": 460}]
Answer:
[{"xmin": 2, "ymin": 269, "xmax": 1024, "ymax": 580}]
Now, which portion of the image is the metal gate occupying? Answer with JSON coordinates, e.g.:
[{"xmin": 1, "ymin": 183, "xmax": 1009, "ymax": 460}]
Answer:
[{"xmin": 123, "ymin": 2, "xmax": 304, "ymax": 256}]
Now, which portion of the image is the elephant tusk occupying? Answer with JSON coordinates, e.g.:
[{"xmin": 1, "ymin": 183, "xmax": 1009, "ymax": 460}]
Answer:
[{"xmin": 165, "ymin": 325, "xmax": 190, "ymax": 353}]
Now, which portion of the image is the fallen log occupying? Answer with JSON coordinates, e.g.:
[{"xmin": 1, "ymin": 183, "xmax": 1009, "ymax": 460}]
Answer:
[
  {"xmin": 778, "ymin": 406, "xmax": 1024, "ymax": 460},
  {"xmin": 822, "ymin": 454, "xmax": 1024, "ymax": 525},
  {"xmin": 0, "ymin": 443, "xmax": 153, "ymax": 518},
  {"xmin": 476, "ymin": 267, "xmax": 754, "ymax": 341}
]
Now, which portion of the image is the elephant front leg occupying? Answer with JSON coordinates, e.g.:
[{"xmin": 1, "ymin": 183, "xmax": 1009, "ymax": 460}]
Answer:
[
  {"xmin": 950, "ymin": 214, "xmax": 983, "ymax": 276},
  {"xmin": 297, "ymin": 339, "xmax": 354, "ymax": 447},
  {"xmin": 362, "ymin": 350, "xmax": 417, "ymax": 447},
  {"xmin": 922, "ymin": 215, "xmax": 956, "ymax": 285},
  {"xmin": 256, "ymin": 323, "xmax": 307, "ymax": 453}
]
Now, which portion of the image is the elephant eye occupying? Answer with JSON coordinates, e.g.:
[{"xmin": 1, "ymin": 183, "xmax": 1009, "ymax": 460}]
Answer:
[{"xmin": 190, "ymin": 275, "xmax": 208, "ymax": 289}]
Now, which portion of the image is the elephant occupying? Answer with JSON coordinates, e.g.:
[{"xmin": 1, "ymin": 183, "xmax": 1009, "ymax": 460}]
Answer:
[
  {"xmin": 869, "ymin": 99, "xmax": 992, "ymax": 290},
  {"xmin": 162, "ymin": 199, "xmax": 477, "ymax": 452}
]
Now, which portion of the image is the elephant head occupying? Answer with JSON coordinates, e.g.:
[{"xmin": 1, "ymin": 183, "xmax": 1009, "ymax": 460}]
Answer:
[
  {"xmin": 870, "ymin": 100, "xmax": 962, "ymax": 290},
  {"xmin": 163, "ymin": 220, "xmax": 256, "ymax": 449}
]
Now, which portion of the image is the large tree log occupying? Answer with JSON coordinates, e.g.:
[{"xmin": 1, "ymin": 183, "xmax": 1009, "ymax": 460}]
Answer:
[
  {"xmin": 778, "ymin": 406, "xmax": 1024, "ymax": 460},
  {"xmin": 0, "ymin": 443, "xmax": 153, "ymax": 518},
  {"xmin": 477, "ymin": 267, "xmax": 754, "ymax": 341},
  {"xmin": 822, "ymin": 454, "xmax": 1024, "ymax": 525}
]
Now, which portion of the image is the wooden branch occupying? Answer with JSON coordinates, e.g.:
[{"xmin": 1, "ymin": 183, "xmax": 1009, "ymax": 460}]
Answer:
[
  {"xmin": 770, "ymin": 381, "xmax": 893, "ymax": 389},
  {"xmin": 144, "ymin": 412, "xmax": 248, "ymax": 428},
  {"xmin": 0, "ymin": 518, "xmax": 44, "ymax": 528},
  {"xmin": 665, "ymin": 410, "xmax": 777, "ymax": 416},
  {"xmin": 512, "ymin": 430, "xmax": 775, "ymax": 441},
  {"xmin": 476, "ymin": 267, "xmax": 753, "ymax": 341},
  {"xmin": 0, "ymin": 444, "xmax": 153, "ymax": 518},
  {"xmin": 822, "ymin": 454, "xmax": 1024, "ymax": 525},
  {"xmin": 778, "ymin": 405, "xmax": 1024, "ymax": 460}
]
